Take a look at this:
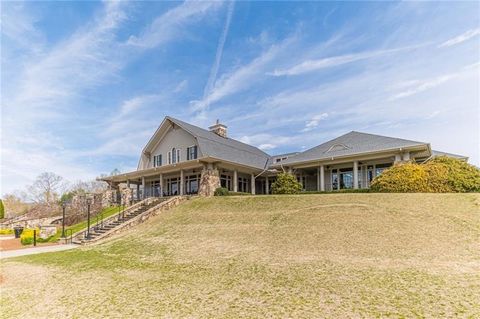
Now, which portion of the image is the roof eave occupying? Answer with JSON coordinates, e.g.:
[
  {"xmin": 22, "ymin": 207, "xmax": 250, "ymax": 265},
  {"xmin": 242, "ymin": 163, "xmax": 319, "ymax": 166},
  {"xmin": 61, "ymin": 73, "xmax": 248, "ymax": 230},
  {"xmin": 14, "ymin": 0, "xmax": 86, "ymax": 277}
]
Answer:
[{"xmin": 271, "ymin": 144, "xmax": 430, "ymax": 168}]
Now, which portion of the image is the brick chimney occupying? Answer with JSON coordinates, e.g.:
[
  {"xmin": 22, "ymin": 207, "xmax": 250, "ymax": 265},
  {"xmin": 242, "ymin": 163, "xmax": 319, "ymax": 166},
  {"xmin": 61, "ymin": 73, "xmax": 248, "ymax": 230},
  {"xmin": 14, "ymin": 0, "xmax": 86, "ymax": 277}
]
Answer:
[{"xmin": 209, "ymin": 119, "xmax": 227, "ymax": 138}]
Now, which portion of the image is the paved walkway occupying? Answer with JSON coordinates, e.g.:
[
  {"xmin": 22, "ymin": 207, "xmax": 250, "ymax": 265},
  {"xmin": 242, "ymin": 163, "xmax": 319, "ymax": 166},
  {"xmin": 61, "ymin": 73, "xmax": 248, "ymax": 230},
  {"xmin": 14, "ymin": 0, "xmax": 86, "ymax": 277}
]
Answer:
[{"xmin": 0, "ymin": 244, "xmax": 79, "ymax": 259}]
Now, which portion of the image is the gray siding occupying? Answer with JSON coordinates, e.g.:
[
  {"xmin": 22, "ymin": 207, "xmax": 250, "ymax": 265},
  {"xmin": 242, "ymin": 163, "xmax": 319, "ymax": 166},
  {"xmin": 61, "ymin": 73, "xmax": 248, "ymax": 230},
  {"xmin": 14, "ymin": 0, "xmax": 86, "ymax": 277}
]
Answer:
[{"xmin": 140, "ymin": 127, "xmax": 201, "ymax": 170}]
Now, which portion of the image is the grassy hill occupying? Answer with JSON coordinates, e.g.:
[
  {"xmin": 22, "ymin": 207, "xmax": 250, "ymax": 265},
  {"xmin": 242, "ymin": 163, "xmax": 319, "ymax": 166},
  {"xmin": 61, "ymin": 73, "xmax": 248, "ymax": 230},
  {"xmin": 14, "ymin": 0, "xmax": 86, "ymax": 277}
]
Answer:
[{"xmin": 2, "ymin": 194, "xmax": 480, "ymax": 318}]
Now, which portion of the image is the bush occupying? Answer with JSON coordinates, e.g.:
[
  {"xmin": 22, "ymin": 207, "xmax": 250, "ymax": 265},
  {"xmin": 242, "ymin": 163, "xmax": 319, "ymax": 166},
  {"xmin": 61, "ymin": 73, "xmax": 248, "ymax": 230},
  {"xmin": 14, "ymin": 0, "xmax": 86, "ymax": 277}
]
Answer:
[
  {"xmin": 20, "ymin": 228, "xmax": 53, "ymax": 245},
  {"xmin": 271, "ymin": 173, "xmax": 302, "ymax": 194},
  {"xmin": 429, "ymin": 156, "xmax": 480, "ymax": 192},
  {"xmin": 214, "ymin": 187, "xmax": 229, "ymax": 196},
  {"xmin": 370, "ymin": 157, "xmax": 480, "ymax": 193},
  {"xmin": 0, "ymin": 199, "xmax": 4, "ymax": 219},
  {"xmin": 0, "ymin": 228, "xmax": 13, "ymax": 235}
]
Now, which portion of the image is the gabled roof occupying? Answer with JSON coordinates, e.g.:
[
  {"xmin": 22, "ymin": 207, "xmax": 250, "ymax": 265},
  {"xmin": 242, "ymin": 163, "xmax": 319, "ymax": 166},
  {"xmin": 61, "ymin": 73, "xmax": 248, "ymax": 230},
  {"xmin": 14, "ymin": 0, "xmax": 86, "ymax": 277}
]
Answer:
[
  {"xmin": 144, "ymin": 116, "xmax": 271, "ymax": 170},
  {"xmin": 432, "ymin": 150, "xmax": 468, "ymax": 160},
  {"xmin": 278, "ymin": 131, "xmax": 429, "ymax": 165}
]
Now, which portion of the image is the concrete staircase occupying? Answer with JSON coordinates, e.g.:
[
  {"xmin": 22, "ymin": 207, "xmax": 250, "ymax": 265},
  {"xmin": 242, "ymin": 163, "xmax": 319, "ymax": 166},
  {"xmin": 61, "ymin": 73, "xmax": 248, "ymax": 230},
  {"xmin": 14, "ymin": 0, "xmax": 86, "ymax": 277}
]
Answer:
[{"xmin": 70, "ymin": 196, "xmax": 183, "ymax": 245}]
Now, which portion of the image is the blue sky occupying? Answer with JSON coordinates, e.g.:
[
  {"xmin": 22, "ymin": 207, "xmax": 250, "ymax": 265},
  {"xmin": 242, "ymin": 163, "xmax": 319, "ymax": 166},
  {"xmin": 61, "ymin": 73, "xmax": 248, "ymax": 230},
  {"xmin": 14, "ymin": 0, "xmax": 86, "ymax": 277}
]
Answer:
[{"xmin": 1, "ymin": 1, "xmax": 479, "ymax": 195}]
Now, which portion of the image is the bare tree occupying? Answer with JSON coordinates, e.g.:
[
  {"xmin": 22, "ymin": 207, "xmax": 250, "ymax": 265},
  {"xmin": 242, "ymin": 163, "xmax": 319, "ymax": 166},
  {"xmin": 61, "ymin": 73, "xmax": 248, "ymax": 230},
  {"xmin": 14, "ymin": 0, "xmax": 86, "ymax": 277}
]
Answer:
[
  {"xmin": 26, "ymin": 172, "xmax": 67, "ymax": 205},
  {"xmin": 2, "ymin": 193, "xmax": 31, "ymax": 218},
  {"xmin": 70, "ymin": 179, "xmax": 107, "ymax": 194}
]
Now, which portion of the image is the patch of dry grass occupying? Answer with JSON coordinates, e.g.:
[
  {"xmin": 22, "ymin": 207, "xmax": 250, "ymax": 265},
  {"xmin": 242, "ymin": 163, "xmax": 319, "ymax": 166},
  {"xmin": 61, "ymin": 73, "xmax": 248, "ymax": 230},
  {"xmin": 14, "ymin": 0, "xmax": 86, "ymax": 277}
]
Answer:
[{"xmin": 1, "ymin": 194, "xmax": 480, "ymax": 318}]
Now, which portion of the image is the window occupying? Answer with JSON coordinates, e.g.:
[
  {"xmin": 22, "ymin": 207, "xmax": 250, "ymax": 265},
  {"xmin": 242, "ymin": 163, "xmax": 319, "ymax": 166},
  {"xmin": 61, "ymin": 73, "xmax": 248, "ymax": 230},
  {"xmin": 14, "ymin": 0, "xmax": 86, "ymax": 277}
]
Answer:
[
  {"xmin": 177, "ymin": 149, "xmax": 181, "ymax": 162},
  {"xmin": 153, "ymin": 155, "xmax": 162, "ymax": 167},
  {"xmin": 168, "ymin": 151, "xmax": 172, "ymax": 164},
  {"xmin": 187, "ymin": 146, "xmax": 198, "ymax": 160},
  {"xmin": 172, "ymin": 148, "xmax": 176, "ymax": 164},
  {"xmin": 220, "ymin": 174, "xmax": 232, "ymax": 190},
  {"xmin": 238, "ymin": 177, "xmax": 249, "ymax": 193}
]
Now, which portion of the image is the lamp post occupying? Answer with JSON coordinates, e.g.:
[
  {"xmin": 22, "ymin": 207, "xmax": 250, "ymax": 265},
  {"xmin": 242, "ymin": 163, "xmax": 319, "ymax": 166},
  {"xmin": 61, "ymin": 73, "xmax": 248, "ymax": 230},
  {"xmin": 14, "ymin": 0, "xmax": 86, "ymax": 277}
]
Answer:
[
  {"xmin": 86, "ymin": 197, "xmax": 92, "ymax": 239},
  {"xmin": 61, "ymin": 201, "xmax": 67, "ymax": 238}
]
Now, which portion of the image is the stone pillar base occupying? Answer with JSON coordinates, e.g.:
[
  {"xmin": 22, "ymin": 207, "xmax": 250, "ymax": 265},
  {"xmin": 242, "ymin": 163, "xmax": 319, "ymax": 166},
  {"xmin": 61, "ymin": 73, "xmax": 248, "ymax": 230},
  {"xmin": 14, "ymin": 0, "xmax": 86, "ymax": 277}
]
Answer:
[
  {"xmin": 120, "ymin": 187, "xmax": 134, "ymax": 206},
  {"xmin": 198, "ymin": 167, "xmax": 220, "ymax": 197}
]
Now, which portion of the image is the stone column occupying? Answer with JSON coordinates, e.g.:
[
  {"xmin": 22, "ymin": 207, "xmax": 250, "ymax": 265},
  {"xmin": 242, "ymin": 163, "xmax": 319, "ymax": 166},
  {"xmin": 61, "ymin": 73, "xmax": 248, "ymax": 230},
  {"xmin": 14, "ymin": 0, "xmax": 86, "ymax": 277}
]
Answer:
[
  {"xmin": 353, "ymin": 161, "xmax": 359, "ymax": 189},
  {"xmin": 394, "ymin": 154, "xmax": 402, "ymax": 164},
  {"xmin": 198, "ymin": 164, "xmax": 220, "ymax": 197},
  {"xmin": 233, "ymin": 170, "xmax": 238, "ymax": 192},
  {"xmin": 251, "ymin": 173, "xmax": 256, "ymax": 195},
  {"xmin": 159, "ymin": 174, "xmax": 164, "ymax": 197},
  {"xmin": 142, "ymin": 176, "xmax": 146, "ymax": 199},
  {"xmin": 320, "ymin": 165, "xmax": 325, "ymax": 191},
  {"xmin": 126, "ymin": 179, "xmax": 130, "ymax": 188},
  {"xmin": 265, "ymin": 176, "xmax": 269, "ymax": 194},
  {"xmin": 403, "ymin": 152, "xmax": 410, "ymax": 161},
  {"xmin": 180, "ymin": 170, "xmax": 184, "ymax": 196},
  {"xmin": 337, "ymin": 169, "xmax": 340, "ymax": 191}
]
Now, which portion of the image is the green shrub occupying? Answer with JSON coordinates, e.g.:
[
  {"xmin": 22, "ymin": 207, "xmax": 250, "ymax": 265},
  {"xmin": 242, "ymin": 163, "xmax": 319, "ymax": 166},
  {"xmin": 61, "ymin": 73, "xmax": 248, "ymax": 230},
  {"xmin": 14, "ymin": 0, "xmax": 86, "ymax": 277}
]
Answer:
[
  {"xmin": 214, "ymin": 187, "xmax": 229, "ymax": 196},
  {"xmin": 0, "ymin": 199, "xmax": 4, "ymax": 219},
  {"xmin": 271, "ymin": 173, "xmax": 302, "ymax": 194},
  {"xmin": 0, "ymin": 228, "xmax": 13, "ymax": 235},
  {"xmin": 370, "ymin": 157, "xmax": 480, "ymax": 193}
]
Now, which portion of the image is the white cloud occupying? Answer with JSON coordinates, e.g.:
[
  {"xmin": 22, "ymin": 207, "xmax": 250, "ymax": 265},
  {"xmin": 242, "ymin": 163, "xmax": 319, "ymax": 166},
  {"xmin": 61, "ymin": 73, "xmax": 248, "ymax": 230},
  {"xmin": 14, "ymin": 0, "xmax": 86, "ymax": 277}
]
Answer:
[
  {"xmin": 190, "ymin": 35, "xmax": 297, "ymax": 113},
  {"xmin": 202, "ymin": 0, "xmax": 235, "ymax": 102},
  {"xmin": 269, "ymin": 46, "xmax": 421, "ymax": 76},
  {"xmin": 258, "ymin": 143, "xmax": 277, "ymax": 151},
  {"xmin": 302, "ymin": 113, "xmax": 329, "ymax": 132},
  {"xmin": 439, "ymin": 28, "xmax": 480, "ymax": 48},
  {"xmin": 127, "ymin": 1, "xmax": 223, "ymax": 48},
  {"xmin": 174, "ymin": 80, "xmax": 188, "ymax": 93},
  {"xmin": 389, "ymin": 73, "xmax": 456, "ymax": 100}
]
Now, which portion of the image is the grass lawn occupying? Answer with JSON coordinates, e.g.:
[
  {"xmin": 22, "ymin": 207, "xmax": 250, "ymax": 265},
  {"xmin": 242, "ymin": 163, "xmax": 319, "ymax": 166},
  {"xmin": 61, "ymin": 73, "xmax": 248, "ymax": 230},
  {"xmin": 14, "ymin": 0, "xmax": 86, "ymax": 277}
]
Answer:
[{"xmin": 1, "ymin": 194, "xmax": 479, "ymax": 318}]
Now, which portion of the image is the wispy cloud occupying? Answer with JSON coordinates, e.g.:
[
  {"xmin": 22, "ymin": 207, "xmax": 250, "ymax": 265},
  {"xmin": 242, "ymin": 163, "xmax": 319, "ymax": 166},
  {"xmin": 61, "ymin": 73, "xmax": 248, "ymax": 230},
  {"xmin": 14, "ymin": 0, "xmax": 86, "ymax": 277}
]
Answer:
[
  {"xmin": 190, "ymin": 34, "xmax": 297, "ymax": 114},
  {"xmin": 302, "ymin": 113, "xmax": 329, "ymax": 132},
  {"xmin": 202, "ymin": 0, "xmax": 235, "ymax": 104},
  {"xmin": 439, "ymin": 28, "xmax": 480, "ymax": 48},
  {"xmin": 389, "ymin": 73, "xmax": 457, "ymax": 100},
  {"xmin": 269, "ymin": 46, "xmax": 420, "ymax": 76},
  {"xmin": 127, "ymin": 1, "xmax": 223, "ymax": 48}
]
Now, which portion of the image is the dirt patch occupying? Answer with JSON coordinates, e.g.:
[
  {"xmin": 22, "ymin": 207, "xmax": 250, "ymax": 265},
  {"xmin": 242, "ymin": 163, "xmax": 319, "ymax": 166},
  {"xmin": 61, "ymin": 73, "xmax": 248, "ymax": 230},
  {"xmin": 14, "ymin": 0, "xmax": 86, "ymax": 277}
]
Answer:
[{"xmin": 0, "ymin": 238, "xmax": 58, "ymax": 251}]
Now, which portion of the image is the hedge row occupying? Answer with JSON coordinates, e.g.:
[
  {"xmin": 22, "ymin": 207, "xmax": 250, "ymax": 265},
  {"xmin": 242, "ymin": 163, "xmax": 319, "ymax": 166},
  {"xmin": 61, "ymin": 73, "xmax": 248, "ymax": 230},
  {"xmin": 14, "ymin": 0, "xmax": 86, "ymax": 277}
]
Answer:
[{"xmin": 370, "ymin": 157, "xmax": 480, "ymax": 193}]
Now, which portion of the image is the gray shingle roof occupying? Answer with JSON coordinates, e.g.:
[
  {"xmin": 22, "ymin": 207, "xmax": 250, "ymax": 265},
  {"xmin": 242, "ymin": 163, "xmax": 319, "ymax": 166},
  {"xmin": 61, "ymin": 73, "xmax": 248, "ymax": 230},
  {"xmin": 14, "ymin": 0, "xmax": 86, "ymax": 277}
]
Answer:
[
  {"xmin": 432, "ymin": 150, "xmax": 468, "ymax": 160},
  {"xmin": 278, "ymin": 131, "xmax": 428, "ymax": 165},
  {"xmin": 167, "ymin": 117, "xmax": 270, "ymax": 170}
]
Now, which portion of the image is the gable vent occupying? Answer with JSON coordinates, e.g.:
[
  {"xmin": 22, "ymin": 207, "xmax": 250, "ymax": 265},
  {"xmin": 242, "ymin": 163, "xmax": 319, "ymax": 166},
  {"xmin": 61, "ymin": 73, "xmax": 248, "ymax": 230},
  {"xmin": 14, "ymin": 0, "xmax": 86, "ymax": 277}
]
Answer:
[{"xmin": 326, "ymin": 143, "xmax": 350, "ymax": 153}]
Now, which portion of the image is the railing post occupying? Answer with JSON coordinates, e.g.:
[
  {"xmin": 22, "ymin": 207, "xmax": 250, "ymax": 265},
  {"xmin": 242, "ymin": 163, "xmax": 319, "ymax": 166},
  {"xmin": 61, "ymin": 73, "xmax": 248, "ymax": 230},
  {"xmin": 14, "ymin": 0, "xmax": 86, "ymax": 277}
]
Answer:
[{"xmin": 33, "ymin": 229, "xmax": 37, "ymax": 247}]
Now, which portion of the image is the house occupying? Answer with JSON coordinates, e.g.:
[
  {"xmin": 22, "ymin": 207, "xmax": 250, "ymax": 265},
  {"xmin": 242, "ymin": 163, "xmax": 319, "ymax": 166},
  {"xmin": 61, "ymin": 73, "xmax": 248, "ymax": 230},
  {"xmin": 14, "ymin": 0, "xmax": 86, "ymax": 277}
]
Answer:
[{"xmin": 100, "ymin": 116, "xmax": 468, "ymax": 202}]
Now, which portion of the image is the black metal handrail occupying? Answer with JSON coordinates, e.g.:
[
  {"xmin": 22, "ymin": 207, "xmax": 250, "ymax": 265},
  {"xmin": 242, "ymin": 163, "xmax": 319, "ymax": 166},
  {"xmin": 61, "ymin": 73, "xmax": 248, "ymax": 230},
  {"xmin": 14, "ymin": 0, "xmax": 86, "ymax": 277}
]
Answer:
[{"xmin": 65, "ymin": 229, "xmax": 73, "ymax": 244}]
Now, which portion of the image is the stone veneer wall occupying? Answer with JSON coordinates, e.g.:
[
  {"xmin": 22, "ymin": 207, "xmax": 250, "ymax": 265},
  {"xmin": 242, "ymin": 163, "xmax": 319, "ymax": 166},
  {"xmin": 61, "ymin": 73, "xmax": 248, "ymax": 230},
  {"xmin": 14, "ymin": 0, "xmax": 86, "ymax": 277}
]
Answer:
[
  {"xmin": 120, "ymin": 187, "xmax": 134, "ymax": 207},
  {"xmin": 102, "ymin": 190, "xmax": 117, "ymax": 208},
  {"xmin": 198, "ymin": 166, "xmax": 220, "ymax": 197}
]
